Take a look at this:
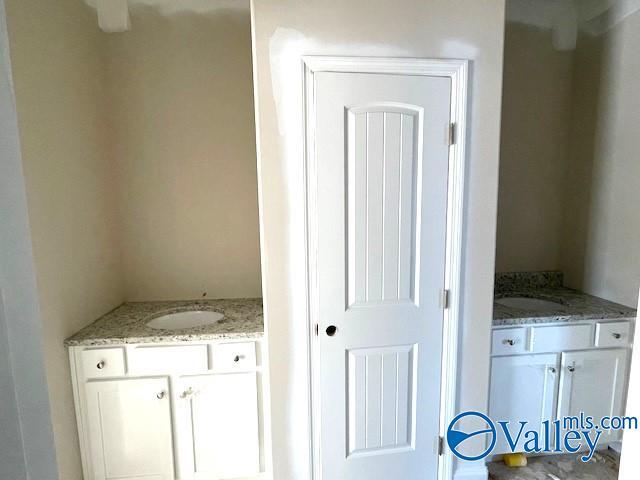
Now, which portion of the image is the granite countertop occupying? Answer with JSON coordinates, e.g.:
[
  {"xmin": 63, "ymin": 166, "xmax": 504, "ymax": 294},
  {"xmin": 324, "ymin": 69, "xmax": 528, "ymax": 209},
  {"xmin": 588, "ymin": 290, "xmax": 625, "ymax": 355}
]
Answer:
[
  {"xmin": 493, "ymin": 272, "xmax": 636, "ymax": 327},
  {"xmin": 64, "ymin": 298, "xmax": 264, "ymax": 346}
]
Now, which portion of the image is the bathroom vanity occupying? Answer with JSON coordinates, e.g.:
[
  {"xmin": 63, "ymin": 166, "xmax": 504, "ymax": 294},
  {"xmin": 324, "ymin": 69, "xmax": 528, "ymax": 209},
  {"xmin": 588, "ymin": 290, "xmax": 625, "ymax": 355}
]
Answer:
[
  {"xmin": 65, "ymin": 299, "xmax": 266, "ymax": 480},
  {"xmin": 489, "ymin": 273, "xmax": 636, "ymax": 456}
]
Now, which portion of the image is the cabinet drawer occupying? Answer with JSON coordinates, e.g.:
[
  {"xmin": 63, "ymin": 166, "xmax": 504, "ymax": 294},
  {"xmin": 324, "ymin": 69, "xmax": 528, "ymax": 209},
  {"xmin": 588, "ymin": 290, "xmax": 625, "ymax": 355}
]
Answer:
[
  {"xmin": 211, "ymin": 342, "xmax": 257, "ymax": 371},
  {"xmin": 129, "ymin": 345, "xmax": 208, "ymax": 374},
  {"xmin": 492, "ymin": 328, "xmax": 528, "ymax": 355},
  {"xmin": 81, "ymin": 348, "xmax": 126, "ymax": 378},
  {"xmin": 531, "ymin": 324, "xmax": 592, "ymax": 352},
  {"xmin": 595, "ymin": 322, "xmax": 632, "ymax": 348}
]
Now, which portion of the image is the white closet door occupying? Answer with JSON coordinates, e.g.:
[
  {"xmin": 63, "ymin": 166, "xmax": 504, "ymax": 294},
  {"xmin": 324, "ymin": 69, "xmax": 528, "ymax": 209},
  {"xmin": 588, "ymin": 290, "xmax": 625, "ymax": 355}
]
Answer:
[{"xmin": 312, "ymin": 68, "xmax": 452, "ymax": 479}]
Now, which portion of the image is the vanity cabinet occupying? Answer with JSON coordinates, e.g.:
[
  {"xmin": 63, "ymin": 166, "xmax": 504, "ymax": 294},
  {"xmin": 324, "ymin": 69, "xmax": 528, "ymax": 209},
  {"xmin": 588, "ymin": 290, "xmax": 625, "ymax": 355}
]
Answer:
[
  {"xmin": 489, "ymin": 319, "xmax": 633, "ymax": 456},
  {"xmin": 84, "ymin": 378, "xmax": 175, "ymax": 480},
  {"xmin": 489, "ymin": 354, "xmax": 558, "ymax": 454},
  {"xmin": 70, "ymin": 340, "xmax": 265, "ymax": 480},
  {"xmin": 558, "ymin": 349, "xmax": 629, "ymax": 444},
  {"xmin": 177, "ymin": 373, "xmax": 260, "ymax": 479}
]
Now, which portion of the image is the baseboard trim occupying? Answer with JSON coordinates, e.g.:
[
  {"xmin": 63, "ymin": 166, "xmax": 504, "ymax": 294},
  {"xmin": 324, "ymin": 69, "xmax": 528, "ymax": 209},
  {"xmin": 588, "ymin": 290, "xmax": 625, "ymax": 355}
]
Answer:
[{"xmin": 453, "ymin": 463, "xmax": 488, "ymax": 480}]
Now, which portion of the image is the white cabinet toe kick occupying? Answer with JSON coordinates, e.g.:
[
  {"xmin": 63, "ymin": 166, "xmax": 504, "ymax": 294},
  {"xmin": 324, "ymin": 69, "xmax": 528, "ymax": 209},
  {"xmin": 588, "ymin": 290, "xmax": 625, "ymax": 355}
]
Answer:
[
  {"xmin": 489, "ymin": 319, "xmax": 634, "ymax": 457},
  {"xmin": 69, "ymin": 340, "xmax": 266, "ymax": 480}
]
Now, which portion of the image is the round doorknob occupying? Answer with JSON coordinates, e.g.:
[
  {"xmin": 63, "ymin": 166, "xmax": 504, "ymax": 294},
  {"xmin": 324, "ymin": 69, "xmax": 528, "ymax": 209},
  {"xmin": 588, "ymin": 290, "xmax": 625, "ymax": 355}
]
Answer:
[{"xmin": 326, "ymin": 325, "xmax": 337, "ymax": 337}]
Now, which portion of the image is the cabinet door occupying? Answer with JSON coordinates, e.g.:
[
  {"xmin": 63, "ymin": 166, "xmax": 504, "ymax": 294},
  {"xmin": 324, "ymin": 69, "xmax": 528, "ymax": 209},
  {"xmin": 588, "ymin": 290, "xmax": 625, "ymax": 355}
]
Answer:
[
  {"xmin": 180, "ymin": 373, "xmax": 260, "ymax": 479},
  {"xmin": 489, "ymin": 354, "xmax": 559, "ymax": 454},
  {"xmin": 85, "ymin": 378, "xmax": 174, "ymax": 480},
  {"xmin": 559, "ymin": 349, "xmax": 629, "ymax": 443}
]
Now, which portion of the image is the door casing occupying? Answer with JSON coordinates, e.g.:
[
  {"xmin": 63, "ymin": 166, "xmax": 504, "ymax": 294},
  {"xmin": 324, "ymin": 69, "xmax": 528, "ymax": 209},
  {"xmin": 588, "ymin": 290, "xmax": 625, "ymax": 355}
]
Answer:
[{"xmin": 302, "ymin": 56, "xmax": 469, "ymax": 480}]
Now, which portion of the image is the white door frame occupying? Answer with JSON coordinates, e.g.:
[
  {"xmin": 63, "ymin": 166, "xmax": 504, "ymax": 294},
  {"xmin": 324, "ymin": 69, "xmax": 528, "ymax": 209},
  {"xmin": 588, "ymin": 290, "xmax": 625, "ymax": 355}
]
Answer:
[{"xmin": 302, "ymin": 56, "xmax": 468, "ymax": 480}]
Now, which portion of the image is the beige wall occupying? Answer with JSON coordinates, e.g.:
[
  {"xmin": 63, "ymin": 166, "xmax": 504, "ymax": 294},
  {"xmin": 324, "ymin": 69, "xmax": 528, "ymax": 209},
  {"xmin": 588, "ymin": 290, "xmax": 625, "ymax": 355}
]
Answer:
[
  {"xmin": 496, "ymin": 23, "xmax": 574, "ymax": 272},
  {"xmin": 107, "ymin": 6, "xmax": 261, "ymax": 301},
  {"xmin": 251, "ymin": 1, "xmax": 505, "ymax": 477},
  {"xmin": 5, "ymin": 0, "xmax": 124, "ymax": 478},
  {"xmin": 561, "ymin": 11, "xmax": 640, "ymax": 308},
  {"xmin": 5, "ymin": 2, "xmax": 259, "ymax": 479}
]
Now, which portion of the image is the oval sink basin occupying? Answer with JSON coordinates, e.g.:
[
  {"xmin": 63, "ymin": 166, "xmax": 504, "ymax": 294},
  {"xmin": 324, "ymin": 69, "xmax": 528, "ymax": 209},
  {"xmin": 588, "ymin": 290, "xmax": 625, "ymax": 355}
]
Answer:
[
  {"xmin": 495, "ymin": 297, "xmax": 564, "ymax": 311},
  {"xmin": 147, "ymin": 311, "xmax": 224, "ymax": 330}
]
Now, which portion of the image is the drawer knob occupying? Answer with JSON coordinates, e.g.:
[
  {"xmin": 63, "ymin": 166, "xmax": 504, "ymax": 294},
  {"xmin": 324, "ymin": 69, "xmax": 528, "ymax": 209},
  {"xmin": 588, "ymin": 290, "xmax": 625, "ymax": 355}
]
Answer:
[
  {"xmin": 612, "ymin": 333, "xmax": 622, "ymax": 339},
  {"xmin": 568, "ymin": 365, "xmax": 576, "ymax": 373},
  {"xmin": 548, "ymin": 367, "xmax": 556, "ymax": 374},
  {"xmin": 96, "ymin": 361, "xmax": 105, "ymax": 370},
  {"xmin": 156, "ymin": 391, "xmax": 166, "ymax": 400},
  {"xmin": 502, "ymin": 339, "xmax": 515, "ymax": 346},
  {"xmin": 233, "ymin": 355, "xmax": 245, "ymax": 363}
]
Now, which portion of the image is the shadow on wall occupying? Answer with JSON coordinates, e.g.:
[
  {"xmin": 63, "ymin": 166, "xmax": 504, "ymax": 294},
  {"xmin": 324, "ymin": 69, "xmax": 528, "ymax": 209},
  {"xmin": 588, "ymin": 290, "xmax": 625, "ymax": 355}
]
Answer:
[{"xmin": 562, "ymin": 9, "xmax": 640, "ymax": 307}]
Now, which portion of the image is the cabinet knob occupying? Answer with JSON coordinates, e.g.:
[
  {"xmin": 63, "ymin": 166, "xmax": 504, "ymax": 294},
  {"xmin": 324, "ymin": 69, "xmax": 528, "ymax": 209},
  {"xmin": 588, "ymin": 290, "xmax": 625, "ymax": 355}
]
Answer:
[
  {"xmin": 156, "ymin": 391, "xmax": 166, "ymax": 400},
  {"xmin": 96, "ymin": 361, "xmax": 105, "ymax": 370},
  {"xmin": 568, "ymin": 366, "xmax": 576, "ymax": 373},
  {"xmin": 502, "ymin": 339, "xmax": 515, "ymax": 346},
  {"xmin": 612, "ymin": 333, "xmax": 622, "ymax": 339},
  {"xmin": 548, "ymin": 367, "xmax": 556, "ymax": 374},
  {"xmin": 234, "ymin": 355, "xmax": 241, "ymax": 363},
  {"xmin": 181, "ymin": 387, "xmax": 195, "ymax": 399}
]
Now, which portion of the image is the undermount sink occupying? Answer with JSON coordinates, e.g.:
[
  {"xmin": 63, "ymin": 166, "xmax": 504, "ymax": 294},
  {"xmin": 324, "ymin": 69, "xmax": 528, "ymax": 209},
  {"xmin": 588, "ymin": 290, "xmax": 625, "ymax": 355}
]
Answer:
[
  {"xmin": 146, "ymin": 310, "xmax": 224, "ymax": 330},
  {"xmin": 495, "ymin": 297, "xmax": 564, "ymax": 311}
]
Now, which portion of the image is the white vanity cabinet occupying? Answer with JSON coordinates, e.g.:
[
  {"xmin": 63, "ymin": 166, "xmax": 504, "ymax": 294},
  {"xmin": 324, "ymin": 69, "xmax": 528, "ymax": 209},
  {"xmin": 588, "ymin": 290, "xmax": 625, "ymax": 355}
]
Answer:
[
  {"xmin": 177, "ymin": 373, "xmax": 260, "ymax": 479},
  {"xmin": 69, "ymin": 340, "xmax": 265, "ymax": 480},
  {"xmin": 489, "ymin": 319, "xmax": 634, "ymax": 455},
  {"xmin": 84, "ymin": 377, "xmax": 175, "ymax": 480},
  {"xmin": 489, "ymin": 354, "xmax": 559, "ymax": 454},
  {"xmin": 558, "ymin": 349, "xmax": 629, "ymax": 444}
]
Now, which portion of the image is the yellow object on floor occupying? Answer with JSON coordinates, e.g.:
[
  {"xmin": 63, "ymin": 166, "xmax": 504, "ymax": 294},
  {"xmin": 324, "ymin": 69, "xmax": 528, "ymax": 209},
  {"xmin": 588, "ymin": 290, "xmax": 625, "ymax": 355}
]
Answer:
[{"xmin": 503, "ymin": 453, "xmax": 527, "ymax": 467}]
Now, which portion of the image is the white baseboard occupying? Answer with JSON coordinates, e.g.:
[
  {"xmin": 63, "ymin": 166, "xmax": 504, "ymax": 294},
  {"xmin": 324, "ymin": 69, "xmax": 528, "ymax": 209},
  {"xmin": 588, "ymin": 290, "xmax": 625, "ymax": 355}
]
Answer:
[{"xmin": 453, "ymin": 463, "xmax": 488, "ymax": 480}]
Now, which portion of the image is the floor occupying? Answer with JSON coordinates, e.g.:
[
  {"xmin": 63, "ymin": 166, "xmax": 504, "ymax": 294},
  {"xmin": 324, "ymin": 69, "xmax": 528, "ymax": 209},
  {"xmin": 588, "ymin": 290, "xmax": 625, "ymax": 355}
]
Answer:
[{"xmin": 488, "ymin": 450, "xmax": 619, "ymax": 480}]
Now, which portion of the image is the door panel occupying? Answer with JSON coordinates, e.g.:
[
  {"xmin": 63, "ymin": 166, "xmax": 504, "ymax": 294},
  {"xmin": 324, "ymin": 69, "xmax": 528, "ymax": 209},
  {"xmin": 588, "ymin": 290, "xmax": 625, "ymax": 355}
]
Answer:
[
  {"xmin": 347, "ymin": 345, "xmax": 416, "ymax": 456},
  {"xmin": 347, "ymin": 107, "xmax": 421, "ymax": 307},
  {"xmin": 85, "ymin": 378, "xmax": 174, "ymax": 480},
  {"xmin": 313, "ymin": 70, "xmax": 452, "ymax": 479},
  {"xmin": 489, "ymin": 354, "xmax": 559, "ymax": 454}
]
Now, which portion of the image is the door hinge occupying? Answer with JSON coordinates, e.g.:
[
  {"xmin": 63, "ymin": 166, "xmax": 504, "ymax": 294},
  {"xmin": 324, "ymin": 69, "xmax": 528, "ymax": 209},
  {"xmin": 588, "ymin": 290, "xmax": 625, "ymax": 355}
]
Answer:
[
  {"xmin": 440, "ymin": 289, "xmax": 450, "ymax": 310},
  {"xmin": 448, "ymin": 122, "xmax": 456, "ymax": 146},
  {"xmin": 438, "ymin": 435, "xmax": 445, "ymax": 456}
]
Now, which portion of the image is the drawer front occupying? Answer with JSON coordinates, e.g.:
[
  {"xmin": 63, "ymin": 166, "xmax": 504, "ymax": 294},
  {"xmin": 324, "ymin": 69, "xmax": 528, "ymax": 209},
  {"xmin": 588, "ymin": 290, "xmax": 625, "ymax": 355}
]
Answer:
[
  {"xmin": 595, "ymin": 321, "xmax": 632, "ymax": 348},
  {"xmin": 492, "ymin": 328, "xmax": 528, "ymax": 355},
  {"xmin": 211, "ymin": 342, "xmax": 257, "ymax": 371},
  {"xmin": 129, "ymin": 345, "xmax": 209, "ymax": 374},
  {"xmin": 80, "ymin": 348, "xmax": 126, "ymax": 378},
  {"xmin": 531, "ymin": 324, "xmax": 592, "ymax": 352}
]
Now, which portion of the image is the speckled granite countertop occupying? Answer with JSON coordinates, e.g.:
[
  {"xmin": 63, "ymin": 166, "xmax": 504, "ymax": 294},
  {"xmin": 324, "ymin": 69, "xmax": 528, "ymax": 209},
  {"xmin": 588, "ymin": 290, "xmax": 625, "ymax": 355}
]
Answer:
[
  {"xmin": 493, "ymin": 272, "xmax": 636, "ymax": 327},
  {"xmin": 65, "ymin": 298, "xmax": 264, "ymax": 346}
]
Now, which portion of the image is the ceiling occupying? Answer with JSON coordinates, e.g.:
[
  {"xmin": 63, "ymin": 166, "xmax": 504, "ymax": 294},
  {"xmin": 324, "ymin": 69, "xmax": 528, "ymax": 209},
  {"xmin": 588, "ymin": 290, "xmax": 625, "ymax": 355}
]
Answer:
[
  {"xmin": 84, "ymin": 0, "xmax": 250, "ymax": 17},
  {"xmin": 507, "ymin": 0, "xmax": 640, "ymax": 49}
]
